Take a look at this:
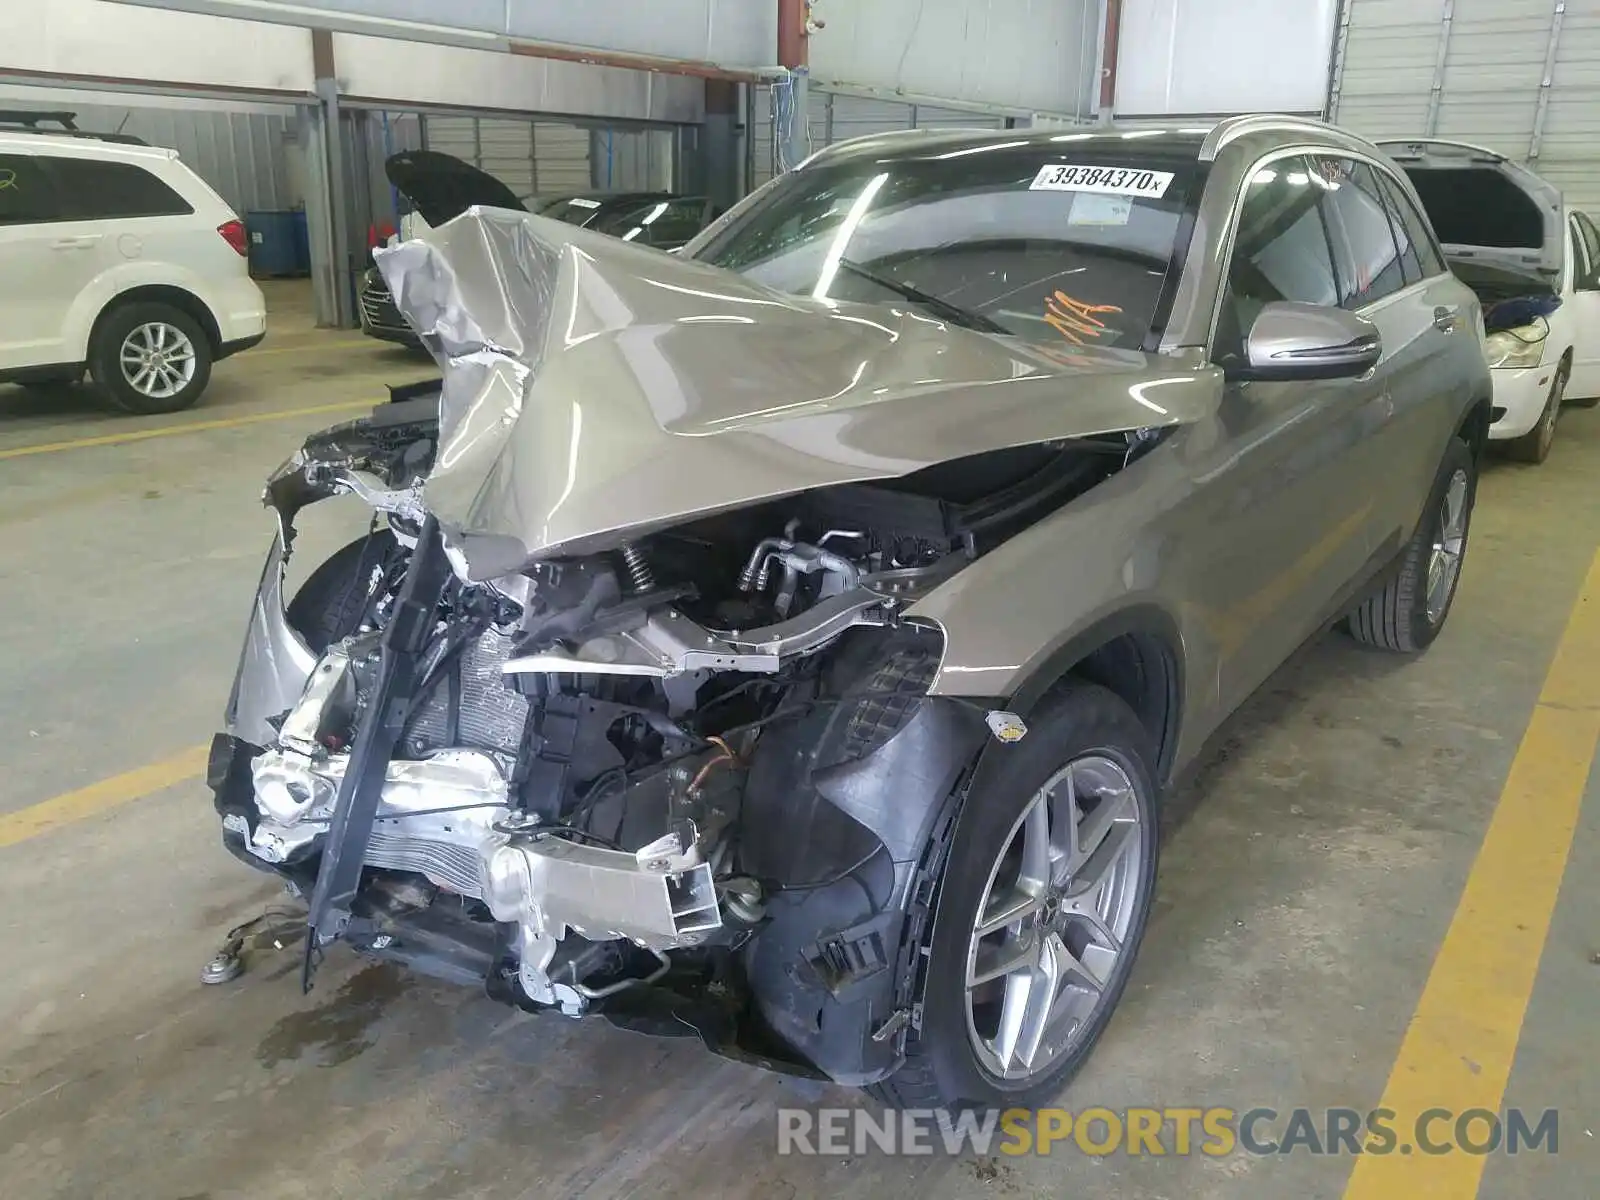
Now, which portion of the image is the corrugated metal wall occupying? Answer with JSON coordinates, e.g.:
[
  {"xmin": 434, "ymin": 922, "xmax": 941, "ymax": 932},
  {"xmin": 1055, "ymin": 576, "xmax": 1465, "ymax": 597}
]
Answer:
[
  {"xmin": 1331, "ymin": 0, "xmax": 1600, "ymax": 214},
  {"xmin": 591, "ymin": 128, "xmax": 678, "ymax": 193},
  {"xmin": 0, "ymin": 97, "xmax": 299, "ymax": 214},
  {"xmin": 749, "ymin": 88, "xmax": 1009, "ymax": 188}
]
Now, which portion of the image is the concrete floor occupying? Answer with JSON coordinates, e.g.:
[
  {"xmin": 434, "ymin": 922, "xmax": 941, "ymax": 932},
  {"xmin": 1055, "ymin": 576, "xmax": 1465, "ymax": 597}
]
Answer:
[{"xmin": 0, "ymin": 280, "xmax": 1595, "ymax": 1198}]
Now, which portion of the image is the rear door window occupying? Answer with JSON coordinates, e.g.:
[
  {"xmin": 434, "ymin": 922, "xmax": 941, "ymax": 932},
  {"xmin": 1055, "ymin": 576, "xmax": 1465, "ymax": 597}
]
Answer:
[
  {"xmin": 44, "ymin": 158, "xmax": 194, "ymax": 219},
  {"xmin": 1377, "ymin": 172, "xmax": 1447, "ymax": 277},
  {"xmin": 0, "ymin": 154, "xmax": 63, "ymax": 225},
  {"xmin": 1312, "ymin": 157, "xmax": 1406, "ymax": 308},
  {"xmin": 1215, "ymin": 155, "xmax": 1341, "ymax": 362}
]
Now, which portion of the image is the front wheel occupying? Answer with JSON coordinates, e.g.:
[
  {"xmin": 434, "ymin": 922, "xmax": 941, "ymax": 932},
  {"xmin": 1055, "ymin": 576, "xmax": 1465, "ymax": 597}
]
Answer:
[
  {"xmin": 90, "ymin": 301, "xmax": 213, "ymax": 414},
  {"xmin": 870, "ymin": 682, "xmax": 1160, "ymax": 1110},
  {"xmin": 1347, "ymin": 436, "xmax": 1476, "ymax": 653},
  {"xmin": 1506, "ymin": 360, "xmax": 1566, "ymax": 464}
]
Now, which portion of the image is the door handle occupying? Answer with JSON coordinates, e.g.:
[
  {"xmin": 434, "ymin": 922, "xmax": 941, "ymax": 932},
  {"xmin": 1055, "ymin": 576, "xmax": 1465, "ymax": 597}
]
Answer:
[
  {"xmin": 50, "ymin": 236, "xmax": 99, "ymax": 250},
  {"xmin": 1433, "ymin": 305, "xmax": 1460, "ymax": 332}
]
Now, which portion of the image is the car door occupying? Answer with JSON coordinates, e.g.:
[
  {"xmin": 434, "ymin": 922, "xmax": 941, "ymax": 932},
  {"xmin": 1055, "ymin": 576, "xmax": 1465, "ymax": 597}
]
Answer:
[
  {"xmin": 1562, "ymin": 211, "xmax": 1600, "ymax": 399},
  {"xmin": 1201, "ymin": 153, "xmax": 1397, "ymax": 714},
  {"xmin": 1312, "ymin": 155, "xmax": 1460, "ymax": 561},
  {"xmin": 0, "ymin": 151, "xmax": 94, "ymax": 370}
]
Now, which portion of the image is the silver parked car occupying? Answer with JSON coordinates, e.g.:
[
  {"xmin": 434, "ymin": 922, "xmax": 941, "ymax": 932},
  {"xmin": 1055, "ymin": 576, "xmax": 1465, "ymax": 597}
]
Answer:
[{"xmin": 209, "ymin": 115, "xmax": 1489, "ymax": 1109}]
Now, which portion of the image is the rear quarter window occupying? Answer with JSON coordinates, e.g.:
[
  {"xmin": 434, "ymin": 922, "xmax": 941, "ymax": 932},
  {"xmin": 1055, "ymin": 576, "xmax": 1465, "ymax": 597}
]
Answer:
[{"xmin": 44, "ymin": 157, "xmax": 194, "ymax": 220}]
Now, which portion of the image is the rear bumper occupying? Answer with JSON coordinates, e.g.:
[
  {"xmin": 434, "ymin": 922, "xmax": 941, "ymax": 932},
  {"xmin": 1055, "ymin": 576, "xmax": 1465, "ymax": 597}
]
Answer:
[
  {"xmin": 218, "ymin": 331, "xmax": 266, "ymax": 360},
  {"xmin": 1487, "ymin": 365, "xmax": 1555, "ymax": 440},
  {"xmin": 214, "ymin": 276, "xmax": 269, "ymax": 347}
]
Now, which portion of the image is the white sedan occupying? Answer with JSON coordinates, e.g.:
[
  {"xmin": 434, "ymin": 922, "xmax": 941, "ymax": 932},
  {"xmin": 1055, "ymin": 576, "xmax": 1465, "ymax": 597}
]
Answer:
[{"xmin": 1381, "ymin": 140, "xmax": 1600, "ymax": 463}]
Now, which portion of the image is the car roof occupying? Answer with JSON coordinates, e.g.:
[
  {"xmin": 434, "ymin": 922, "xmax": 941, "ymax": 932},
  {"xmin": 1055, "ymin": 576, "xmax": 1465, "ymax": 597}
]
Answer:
[
  {"xmin": 798, "ymin": 114, "xmax": 1381, "ymax": 172},
  {"xmin": 0, "ymin": 130, "xmax": 177, "ymax": 162}
]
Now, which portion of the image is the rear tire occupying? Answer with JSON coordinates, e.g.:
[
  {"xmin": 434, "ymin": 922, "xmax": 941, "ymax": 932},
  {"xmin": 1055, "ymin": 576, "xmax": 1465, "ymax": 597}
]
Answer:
[
  {"xmin": 89, "ymin": 301, "xmax": 213, "ymax": 415},
  {"xmin": 1505, "ymin": 359, "xmax": 1566, "ymax": 464},
  {"xmin": 1347, "ymin": 437, "xmax": 1475, "ymax": 653},
  {"xmin": 868, "ymin": 682, "xmax": 1160, "ymax": 1111}
]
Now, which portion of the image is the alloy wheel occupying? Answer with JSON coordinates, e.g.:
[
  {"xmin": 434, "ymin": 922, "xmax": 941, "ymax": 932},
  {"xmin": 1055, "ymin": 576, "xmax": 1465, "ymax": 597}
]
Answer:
[
  {"xmin": 119, "ymin": 321, "xmax": 197, "ymax": 401},
  {"xmin": 965, "ymin": 753, "xmax": 1145, "ymax": 1082},
  {"xmin": 1425, "ymin": 467, "xmax": 1470, "ymax": 625}
]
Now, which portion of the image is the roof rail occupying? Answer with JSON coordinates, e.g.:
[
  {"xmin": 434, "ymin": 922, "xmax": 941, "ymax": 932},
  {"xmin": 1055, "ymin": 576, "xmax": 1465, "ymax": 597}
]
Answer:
[
  {"xmin": 0, "ymin": 110, "xmax": 147, "ymax": 146},
  {"xmin": 1199, "ymin": 113, "xmax": 1337, "ymax": 161}
]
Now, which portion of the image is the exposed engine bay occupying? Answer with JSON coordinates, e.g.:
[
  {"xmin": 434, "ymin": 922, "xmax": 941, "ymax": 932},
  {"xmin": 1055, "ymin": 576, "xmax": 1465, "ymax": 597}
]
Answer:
[{"xmin": 210, "ymin": 384, "xmax": 1153, "ymax": 1082}]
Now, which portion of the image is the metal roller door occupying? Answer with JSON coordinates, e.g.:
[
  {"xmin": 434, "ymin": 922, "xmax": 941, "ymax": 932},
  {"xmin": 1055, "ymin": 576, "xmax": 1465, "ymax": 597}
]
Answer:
[
  {"xmin": 750, "ymin": 89, "xmax": 1007, "ymax": 187},
  {"xmin": 1331, "ymin": 0, "xmax": 1600, "ymax": 214},
  {"xmin": 421, "ymin": 115, "xmax": 594, "ymax": 198}
]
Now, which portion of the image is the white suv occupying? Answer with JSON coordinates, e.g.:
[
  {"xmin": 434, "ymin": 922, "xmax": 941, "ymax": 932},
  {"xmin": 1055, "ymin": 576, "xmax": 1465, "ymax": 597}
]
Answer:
[{"xmin": 0, "ymin": 126, "xmax": 267, "ymax": 413}]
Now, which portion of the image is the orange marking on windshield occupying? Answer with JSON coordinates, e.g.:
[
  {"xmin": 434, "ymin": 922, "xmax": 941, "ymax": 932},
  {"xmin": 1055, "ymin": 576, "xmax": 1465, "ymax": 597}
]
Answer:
[{"xmin": 1043, "ymin": 290, "xmax": 1123, "ymax": 345}]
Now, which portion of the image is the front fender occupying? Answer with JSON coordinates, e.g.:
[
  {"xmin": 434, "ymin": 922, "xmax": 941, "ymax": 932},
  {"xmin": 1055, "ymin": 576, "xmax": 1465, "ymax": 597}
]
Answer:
[{"xmin": 224, "ymin": 530, "xmax": 318, "ymax": 747}]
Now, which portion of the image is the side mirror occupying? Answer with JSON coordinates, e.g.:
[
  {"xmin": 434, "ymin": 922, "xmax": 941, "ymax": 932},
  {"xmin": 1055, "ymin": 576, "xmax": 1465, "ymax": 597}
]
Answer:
[{"xmin": 1232, "ymin": 301, "xmax": 1382, "ymax": 382}]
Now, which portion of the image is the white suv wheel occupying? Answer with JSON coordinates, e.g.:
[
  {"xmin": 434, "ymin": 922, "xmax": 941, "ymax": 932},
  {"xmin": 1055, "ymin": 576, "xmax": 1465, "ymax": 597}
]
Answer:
[{"xmin": 119, "ymin": 321, "xmax": 198, "ymax": 401}]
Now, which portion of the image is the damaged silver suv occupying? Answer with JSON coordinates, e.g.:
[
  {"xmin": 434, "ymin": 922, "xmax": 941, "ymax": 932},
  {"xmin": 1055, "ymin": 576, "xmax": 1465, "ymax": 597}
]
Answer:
[{"xmin": 209, "ymin": 116, "xmax": 1490, "ymax": 1109}]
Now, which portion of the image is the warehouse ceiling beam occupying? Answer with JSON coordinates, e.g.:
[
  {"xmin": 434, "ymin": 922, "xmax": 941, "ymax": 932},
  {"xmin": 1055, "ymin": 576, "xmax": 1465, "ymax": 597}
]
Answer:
[{"xmin": 101, "ymin": 0, "xmax": 783, "ymax": 80}]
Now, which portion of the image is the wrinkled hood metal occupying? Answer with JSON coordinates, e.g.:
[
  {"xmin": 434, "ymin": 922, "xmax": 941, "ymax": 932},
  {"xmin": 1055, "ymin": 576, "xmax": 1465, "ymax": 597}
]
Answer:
[{"xmin": 375, "ymin": 207, "xmax": 1222, "ymax": 580}]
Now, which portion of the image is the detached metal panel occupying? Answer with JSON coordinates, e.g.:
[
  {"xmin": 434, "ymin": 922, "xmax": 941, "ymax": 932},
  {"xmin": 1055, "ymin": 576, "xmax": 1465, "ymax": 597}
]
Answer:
[
  {"xmin": 1334, "ymin": 0, "xmax": 1600, "ymax": 216},
  {"xmin": 1114, "ymin": 0, "xmax": 1339, "ymax": 116}
]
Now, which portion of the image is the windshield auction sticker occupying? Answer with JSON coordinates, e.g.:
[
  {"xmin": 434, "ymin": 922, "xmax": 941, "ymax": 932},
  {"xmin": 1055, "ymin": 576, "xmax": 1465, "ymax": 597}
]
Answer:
[{"xmin": 1030, "ymin": 164, "xmax": 1174, "ymax": 198}]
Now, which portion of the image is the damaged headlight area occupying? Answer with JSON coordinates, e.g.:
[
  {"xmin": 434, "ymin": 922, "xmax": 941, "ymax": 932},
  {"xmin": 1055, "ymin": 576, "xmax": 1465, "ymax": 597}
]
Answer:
[
  {"xmin": 211, "ymin": 394, "xmax": 1142, "ymax": 1083},
  {"xmin": 1485, "ymin": 317, "xmax": 1549, "ymax": 369}
]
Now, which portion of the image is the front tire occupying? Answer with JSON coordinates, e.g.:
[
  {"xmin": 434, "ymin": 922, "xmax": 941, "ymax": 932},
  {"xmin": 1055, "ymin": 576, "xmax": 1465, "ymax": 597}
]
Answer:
[
  {"xmin": 1347, "ymin": 437, "xmax": 1475, "ymax": 653},
  {"xmin": 90, "ymin": 301, "xmax": 213, "ymax": 414},
  {"xmin": 870, "ymin": 682, "xmax": 1160, "ymax": 1110},
  {"xmin": 1505, "ymin": 359, "xmax": 1566, "ymax": 464}
]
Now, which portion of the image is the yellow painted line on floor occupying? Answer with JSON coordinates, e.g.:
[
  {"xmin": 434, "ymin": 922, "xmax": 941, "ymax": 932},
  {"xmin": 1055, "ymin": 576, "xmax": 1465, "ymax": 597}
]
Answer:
[
  {"xmin": 1343, "ymin": 548, "xmax": 1600, "ymax": 1199},
  {"xmin": 0, "ymin": 743, "xmax": 210, "ymax": 849},
  {"xmin": 241, "ymin": 335, "xmax": 374, "ymax": 357},
  {"xmin": 0, "ymin": 399, "xmax": 373, "ymax": 461}
]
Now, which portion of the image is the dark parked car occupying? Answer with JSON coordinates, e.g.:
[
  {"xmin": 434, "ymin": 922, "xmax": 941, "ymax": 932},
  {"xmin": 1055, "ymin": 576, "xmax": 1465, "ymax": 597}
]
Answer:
[
  {"xmin": 215, "ymin": 116, "xmax": 1489, "ymax": 1110},
  {"xmin": 359, "ymin": 149, "xmax": 716, "ymax": 346}
]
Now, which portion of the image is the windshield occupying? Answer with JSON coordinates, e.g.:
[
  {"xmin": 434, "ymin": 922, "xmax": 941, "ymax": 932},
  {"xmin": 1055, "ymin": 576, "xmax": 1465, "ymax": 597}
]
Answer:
[
  {"xmin": 687, "ymin": 151, "xmax": 1198, "ymax": 350},
  {"xmin": 531, "ymin": 195, "xmax": 607, "ymax": 226}
]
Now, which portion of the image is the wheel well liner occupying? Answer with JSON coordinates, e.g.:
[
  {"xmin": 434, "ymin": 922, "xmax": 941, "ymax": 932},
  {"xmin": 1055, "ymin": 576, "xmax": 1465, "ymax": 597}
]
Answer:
[
  {"xmin": 1456, "ymin": 392, "xmax": 1493, "ymax": 460},
  {"xmin": 94, "ymin": 285, "xmax": 221, "ymax": 353},
  {"xmin": 1005, "ymin": 605, "xmax": 1184, "ymax": 785}
]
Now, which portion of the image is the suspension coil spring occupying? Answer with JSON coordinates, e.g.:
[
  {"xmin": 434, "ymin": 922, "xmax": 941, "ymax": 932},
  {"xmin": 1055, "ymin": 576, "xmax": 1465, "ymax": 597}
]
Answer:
[{"xmin": 619, "ymin": 541, "xmax": 656, "ymax": 594}]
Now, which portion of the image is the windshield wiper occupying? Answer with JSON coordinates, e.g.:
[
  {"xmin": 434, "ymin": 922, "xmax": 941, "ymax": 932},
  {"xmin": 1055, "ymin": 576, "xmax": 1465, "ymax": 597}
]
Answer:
[{"xmin": 836, "ymin": 258, "xmax": 1012, "ymax": 336}]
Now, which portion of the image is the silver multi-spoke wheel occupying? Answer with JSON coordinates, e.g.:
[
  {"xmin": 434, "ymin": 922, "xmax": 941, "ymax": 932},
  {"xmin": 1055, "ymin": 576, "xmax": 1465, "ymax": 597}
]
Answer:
[
  {"xmin": 119, "ymin": 321, "xmax": 197, "ymax": 401},
  {"xmin": 965, "ymin": 753, "xmax": 1145, "ymax": 1082},
  {"xmin": 1425, "ymin": 467, "xmax": 1469, "ymax": 625}
]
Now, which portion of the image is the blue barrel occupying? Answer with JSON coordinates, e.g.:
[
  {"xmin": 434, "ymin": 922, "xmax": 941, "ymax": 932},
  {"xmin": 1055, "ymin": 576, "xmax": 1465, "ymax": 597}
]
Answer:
[{"xmin": 245, "ymin": 209, "xmax": 307, "ymax": 277}]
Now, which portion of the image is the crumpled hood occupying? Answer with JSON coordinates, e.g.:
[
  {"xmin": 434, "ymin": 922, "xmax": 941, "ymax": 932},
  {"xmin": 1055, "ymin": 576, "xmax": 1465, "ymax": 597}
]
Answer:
[{"xmin": 375, "ymin": 207, "xmax": 1221, "ymax": 580}]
